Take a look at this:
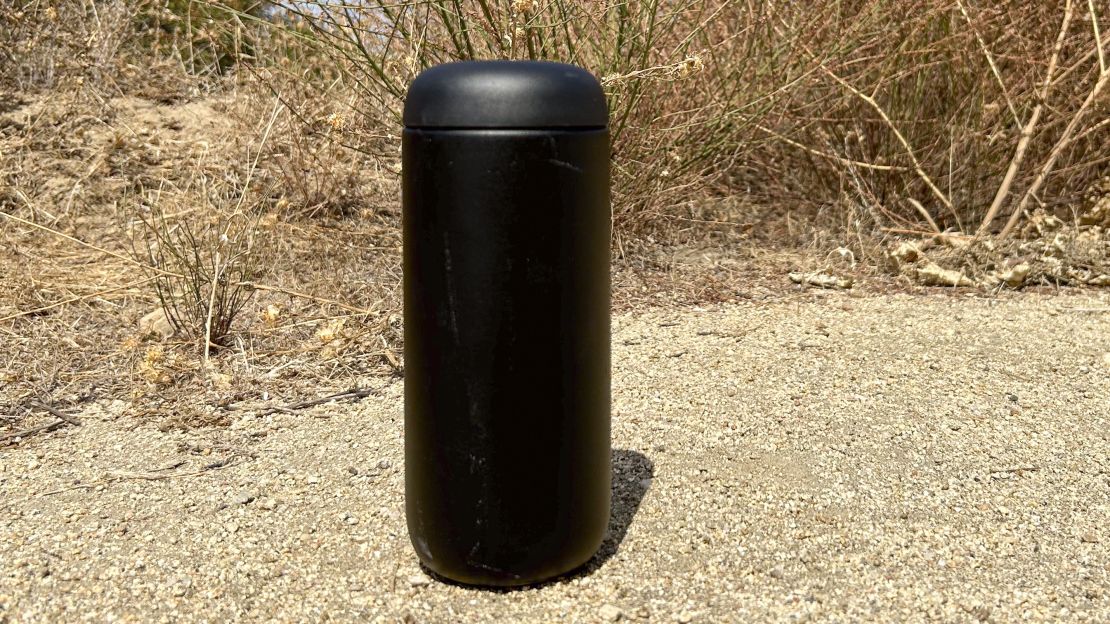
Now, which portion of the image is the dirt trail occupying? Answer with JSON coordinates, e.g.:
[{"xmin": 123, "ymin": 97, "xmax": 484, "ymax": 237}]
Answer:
[{"xmin": 2, "ymin": 293, "xmax": 1109, "ymax": 623}]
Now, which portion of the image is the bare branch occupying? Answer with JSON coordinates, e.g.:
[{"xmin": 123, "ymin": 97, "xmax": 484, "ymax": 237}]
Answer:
[
  {"xmin": 753, "ymin": 124, "xmax": 907, "ymax": 172},
  {"xmin": 976, "ymin": 0, "xmax": 1075, "ymax": 237},
  {"xmin": 819, "ymin": 66, "xmax": 955, "ymax": 218},
  {"xmin": 955, "ymin": 0, "xmax": 1023, "ymax": 130},
  {"xmin": 1000, "ymin": 71, "xmax": 1109, "ymax": 238},
  {"xmin": 1090, "ymin": 0, "xmax": 1106, "ymax": 75}
]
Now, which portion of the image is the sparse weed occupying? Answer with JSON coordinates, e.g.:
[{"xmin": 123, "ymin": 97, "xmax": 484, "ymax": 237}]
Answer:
[
  {"xmin": 130, "ymin": 101, "xmax": 279, "ymax": 355},
  {"xmin": 132, "ymin": 180, "xmax": 263, "ymax": 353}
]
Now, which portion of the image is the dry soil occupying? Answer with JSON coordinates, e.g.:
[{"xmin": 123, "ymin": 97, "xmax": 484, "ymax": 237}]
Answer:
[{"xmin": 2, "ymin": 293, "xmax": 1109, "ymax": 623}]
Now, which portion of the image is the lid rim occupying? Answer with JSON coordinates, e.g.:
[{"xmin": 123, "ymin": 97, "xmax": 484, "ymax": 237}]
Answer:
[{"xmin": 403, "ymin": 60, "xmax": 609, "ymax": 130}]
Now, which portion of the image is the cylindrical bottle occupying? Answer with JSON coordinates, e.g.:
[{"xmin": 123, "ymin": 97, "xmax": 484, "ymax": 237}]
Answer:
[{"xmin": 402, "ymin": 61, "xmax": 611, "ymax": 586}]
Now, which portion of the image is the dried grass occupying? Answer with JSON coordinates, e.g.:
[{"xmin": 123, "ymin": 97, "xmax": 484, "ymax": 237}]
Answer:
[{"xmin": 2, "ymin": 0, "xmax": 1110, "ymax": 438}]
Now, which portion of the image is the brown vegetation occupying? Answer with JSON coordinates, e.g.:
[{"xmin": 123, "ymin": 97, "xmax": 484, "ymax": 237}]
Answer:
[{"xmin": 1, "ymin": 0, "xmax": 1108, "ymax": 436}]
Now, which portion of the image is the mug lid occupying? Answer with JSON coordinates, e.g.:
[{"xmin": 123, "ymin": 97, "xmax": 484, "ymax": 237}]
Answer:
[{"xmin": 403, "ymin": 60, "xmax": 608, "ymax": 130}]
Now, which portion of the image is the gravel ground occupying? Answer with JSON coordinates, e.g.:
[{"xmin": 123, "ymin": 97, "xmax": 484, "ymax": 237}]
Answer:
[{"xmin": 2, "ymin": 292, "xmax": 1109, "ymax": 623}]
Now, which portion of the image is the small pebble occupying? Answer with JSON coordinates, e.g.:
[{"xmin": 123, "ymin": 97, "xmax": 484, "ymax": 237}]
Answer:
[
  {"xmin": 233, "ymin": 491, "xmax": 255, "ymax": 506},
  {"xmin": 377, "ymin": 460, "xmax": 392, "ymax": 470},
  {"xmin": 409, "ymin": 574, "xmax": 430, "ymax": 587},
  {"xmin": 170, "ymin": 576, "xmax": 191, "ymax": 597},
  {"xmin": 599, "ymin": 604, "xmax": 623, "ymax": 621}
]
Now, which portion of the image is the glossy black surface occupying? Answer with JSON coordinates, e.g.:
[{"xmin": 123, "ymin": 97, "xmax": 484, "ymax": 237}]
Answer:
[
  {"xmin": 403, "ymin": 127, "xmax": 611, "ymax": 586},
  {"xmin": 403, "ymin": 60, "xmax": 607, "ymax": 129}
]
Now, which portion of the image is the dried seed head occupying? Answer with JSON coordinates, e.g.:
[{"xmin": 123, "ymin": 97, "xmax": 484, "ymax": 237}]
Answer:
[
  {"xmin": 677, "ymin": 54, "xmax": 705, "ymax": 77},
  {"xmin": 261, "ymin": 304, "xmax": 281, "ymax": 326},
  {"xmin": 316, "ymin": 318, "xmax": 346, "ymax": 344},
  {"xmin": 325, "ymin": 112, "xmax": 345, "ymax": 131},
  {"xmin": 139, "ymin": 346, "xmax": 177, "ymax": 385},
  {"xmin": 512, "ymin": 0, "xmax": 538, "ymax": 15}
]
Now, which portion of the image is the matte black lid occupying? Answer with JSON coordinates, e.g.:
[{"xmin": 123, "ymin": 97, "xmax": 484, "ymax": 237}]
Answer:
[{"xmin": 403, "ymin": 61, "xmax": 607, "ymax": 129}]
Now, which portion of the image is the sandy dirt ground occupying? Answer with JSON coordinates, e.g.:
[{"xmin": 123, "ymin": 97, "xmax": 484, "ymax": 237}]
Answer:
[{"xmin": 2, "ymin": 292, "xmax": 1109, "ymax": 623}]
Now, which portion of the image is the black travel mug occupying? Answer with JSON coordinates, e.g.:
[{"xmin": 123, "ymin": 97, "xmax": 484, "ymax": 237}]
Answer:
[{"xmin": 402, "ymin": 60, "xmax": 611, "ymax": 586}]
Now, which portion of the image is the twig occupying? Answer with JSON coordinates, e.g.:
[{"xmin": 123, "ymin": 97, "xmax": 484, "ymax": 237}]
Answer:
[
  {"xmin": 881, "ymin": 227, "xmax": 952, "ymax": 237},
  {"xmin": 955, "ymin": 0, "xmax": 1023, "ymax": 130},
  {"xmin": 976, "ymin": 0, "xmax": 1074, "ymax": 238},
  {"xmin": 0, "ymin": 278, "xmax": 156, "ymax": 324},
  {"xmin": 819, "ymin": 65, "xmax": 955, "ymax": 220},
  {"xmin": 907, "ymin": 198, "xmax": 942, "ymax": 234},
  {"xmin": 1000, "ymin": 70, "xmax": 1109, "ymax": 239},
  {"xmin": 1056, "ymin": 306, "xmax": 1110, "ymax": 313},
  {"xmin": 1090, "ymin": 0, "xmax": 1106, "ymax": 75},
  {"xmin": 0, "ymin": 403, "xmax": 82, "ymax": 442},
  {"xmin": 257, "ymin": 387, "xmax": 379, "ymax": 416},
  {"xmin": 31, "ymin": 402, "xmax": 82, "ymax": 427},
  {"xmin": 989, "ymin": 466, "xmax": 1038, "ymax": 475},
  {"xmin": 38, "ymin": 457, "xmax": 240, "ymax": 497},
  {"xmin": 1, "ymin": 420, "xmax": 68, "ymax": 442},
  {"xmin": 754, "ymin": 123, "xmax": 907, "ymax": 172},
  {"xmin": 243, "ymin": 282, "xmax": 375, "ymax": 315},
  {"xmin": 203, "ymin": 248, "xmax": 222, "ymax": 370}
]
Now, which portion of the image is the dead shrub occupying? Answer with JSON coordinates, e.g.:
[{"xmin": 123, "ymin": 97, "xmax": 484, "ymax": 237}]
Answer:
[
  {"xmin": 255, "ymin": 85, "xmax": 384, "ymax": 219},
  {"xmin": 229, "ymin": 0, "xmax": 753, "ymax": 235},
  {"xmin": 132, "ymin": 181, "xmax": 263, "ymax": 353},
  {"xmin": 128, "ymin": 102, "xmax": 280, "ymax": 355},
  {"xmin": 741, "ymin": 0, "xmax": 1110, "ymax": 239}
]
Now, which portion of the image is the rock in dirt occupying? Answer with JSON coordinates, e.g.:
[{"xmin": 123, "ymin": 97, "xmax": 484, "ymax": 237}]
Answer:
[
  {"xmin": 170, "ymin": 576, "xmax": 192, "ymax": 597},
  {"xmin": 936, "ymin": 233, "xmax": 974, "ymax": 250},
  {"xmin": 139, "ymin": 308, "xmax": 174, "ymax": 339},
  {"xmin": 789, "ymin": 271, "xmax": 853, "ymax": 289},
  {"xmin": 232, "ymin": 491, "xmax": 255, "ymax": 506},
  {"xmin": 916, "ymin": 262, "xmax": 974, "ymax": 287},
  {"xmin": 599, "ymin": 604, "xmax": 623, "ymax": 621},
  {"xmin": 986, "ymin": 262, "xmax": 1032, "ymax": 288},
  {"xmin": 890, "ymin": 241, "xmax": 923, "ymax": 265}
]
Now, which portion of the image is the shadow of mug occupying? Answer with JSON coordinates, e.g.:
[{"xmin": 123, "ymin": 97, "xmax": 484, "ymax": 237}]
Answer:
[{"xmin": 588, "ymin": 448, "xmax": 654, "ymax": 569}]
